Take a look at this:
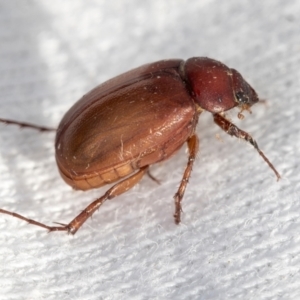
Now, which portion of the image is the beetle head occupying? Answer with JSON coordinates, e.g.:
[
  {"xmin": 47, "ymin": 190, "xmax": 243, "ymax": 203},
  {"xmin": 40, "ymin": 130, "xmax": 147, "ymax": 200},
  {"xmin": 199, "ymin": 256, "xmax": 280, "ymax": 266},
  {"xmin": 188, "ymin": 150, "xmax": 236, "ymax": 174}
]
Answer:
[
  {"xmin": 231, "ymin": 68, "xmax": 259, "ymax": 119},
  {"xmin": 183, "ymin": 57, "xmax": 259, "ymax": 115}
]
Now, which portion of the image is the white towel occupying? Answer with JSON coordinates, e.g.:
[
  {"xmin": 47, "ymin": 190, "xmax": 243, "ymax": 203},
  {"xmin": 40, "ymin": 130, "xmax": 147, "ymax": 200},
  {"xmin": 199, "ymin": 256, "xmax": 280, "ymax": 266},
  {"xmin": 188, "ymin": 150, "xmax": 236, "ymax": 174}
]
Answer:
[{"xmin": 0, "ymin": 1, "xmax": 298, "ymax": 299}]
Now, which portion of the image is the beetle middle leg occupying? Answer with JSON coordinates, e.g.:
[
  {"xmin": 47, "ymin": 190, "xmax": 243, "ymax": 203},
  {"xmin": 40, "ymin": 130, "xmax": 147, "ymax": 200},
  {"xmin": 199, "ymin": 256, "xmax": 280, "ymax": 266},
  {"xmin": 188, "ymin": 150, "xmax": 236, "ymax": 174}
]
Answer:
[
  {"xmin": 0, "ymin": 166, "xmax": 148, "ymax": 235},
  {"xmin": 146, "ymin": 169, "xmax": 161, "ymax": 185},
  {"xmin": 213, "ymin": 113, "xmax": 280, "ymax": 180},
  {"xmin": 174, "ymin": 134, "xmax": 199, "ymax": 224}
]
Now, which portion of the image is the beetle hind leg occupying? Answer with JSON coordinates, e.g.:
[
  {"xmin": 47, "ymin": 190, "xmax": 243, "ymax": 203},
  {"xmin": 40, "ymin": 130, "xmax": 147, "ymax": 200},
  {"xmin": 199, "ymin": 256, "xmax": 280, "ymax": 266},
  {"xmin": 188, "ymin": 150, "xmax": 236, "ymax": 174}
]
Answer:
[
  {"xmin": 174, "ymin": 134, "xmax": 199, "ymax": 224},
  {"xmin": 0, "ymin": 166, "xmax": 148, "ymax": 235},
  {"xmin": 64, "ymin": 166, "xmax": 148, "ymax": 234},
  {"xmin": 0, "ymin": 118, "xmax": 56, "ymax": 132}
]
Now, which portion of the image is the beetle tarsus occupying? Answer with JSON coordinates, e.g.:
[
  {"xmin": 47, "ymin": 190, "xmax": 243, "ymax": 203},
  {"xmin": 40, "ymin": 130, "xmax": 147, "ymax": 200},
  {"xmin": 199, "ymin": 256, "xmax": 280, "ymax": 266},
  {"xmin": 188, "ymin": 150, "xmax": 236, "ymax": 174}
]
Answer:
[
  {"xmin": 213, "ymin": 113, "xmax": 280, "ymax": 180},
  {"xmin": 0, "ymin": 118, "xmax": 56, "ymax": 132}
]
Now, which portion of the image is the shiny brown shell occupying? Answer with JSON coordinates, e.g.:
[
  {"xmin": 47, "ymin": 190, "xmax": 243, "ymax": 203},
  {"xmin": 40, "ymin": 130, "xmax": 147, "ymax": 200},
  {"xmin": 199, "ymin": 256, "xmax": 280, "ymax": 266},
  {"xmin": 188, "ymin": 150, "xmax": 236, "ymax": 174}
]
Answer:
[{"xmin": 55, "ymin": 59, "xmax": 198, "ymax": 190}]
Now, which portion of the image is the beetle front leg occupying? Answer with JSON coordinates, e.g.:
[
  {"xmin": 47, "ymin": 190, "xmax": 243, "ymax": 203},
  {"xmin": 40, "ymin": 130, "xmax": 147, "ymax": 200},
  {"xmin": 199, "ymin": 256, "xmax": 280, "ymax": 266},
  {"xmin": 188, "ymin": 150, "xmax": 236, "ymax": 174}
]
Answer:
[
  {"xmin": 213, "ymin": 113, "xmax": 280, "ymax": 180},
  {"xmin": 0, "ymin": 166, "xmax": 148, "ymax": 235},
  {"xmin": 174, "ymin": 134, "xmax": 199, "ymax": 224}
]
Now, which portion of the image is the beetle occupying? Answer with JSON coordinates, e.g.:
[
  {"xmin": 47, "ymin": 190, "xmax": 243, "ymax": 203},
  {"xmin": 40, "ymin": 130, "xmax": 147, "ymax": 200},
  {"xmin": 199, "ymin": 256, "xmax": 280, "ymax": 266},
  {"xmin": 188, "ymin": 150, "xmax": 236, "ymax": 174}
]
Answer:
[{"xmin": 0, "ymin": 57, "xmax": 280, "ymax": 235}]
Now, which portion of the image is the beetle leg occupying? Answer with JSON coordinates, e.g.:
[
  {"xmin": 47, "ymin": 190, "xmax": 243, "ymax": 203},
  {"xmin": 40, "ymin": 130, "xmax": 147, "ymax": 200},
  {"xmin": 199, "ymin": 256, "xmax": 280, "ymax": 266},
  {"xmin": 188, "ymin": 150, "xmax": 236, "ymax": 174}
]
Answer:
[
  {"xmin": 64, "ymin": 166, "xmax": 149, "ymax": 234},
  {"xmin": 0, "ymin": 118, "xmax": 56, "ymax": 132},
  {"xmin": 174, "ymin": 134, "xmax": 199, "ymax": 224},
  {"xmin": 146, "ymin": 169, "xmax": 161, "ymax": 185},
  {"xmin": 0, "ymin": 208, "xmax": 60, "ymax": 231},
  {"xmin": 213, "ymin": 113, "xmax": 280, "ymax": 180},
  {"xmin": 0, "ymin": 166, "xmax": 148, "ymax": 235}
]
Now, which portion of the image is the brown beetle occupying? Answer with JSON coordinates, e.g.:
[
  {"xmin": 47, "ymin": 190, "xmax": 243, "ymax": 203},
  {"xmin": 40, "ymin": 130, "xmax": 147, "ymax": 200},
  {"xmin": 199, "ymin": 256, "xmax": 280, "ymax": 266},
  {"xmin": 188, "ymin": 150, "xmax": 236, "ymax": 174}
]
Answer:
[{"xmin": 0, "ymin": 57, "xmax": 280, "ymax": 234}]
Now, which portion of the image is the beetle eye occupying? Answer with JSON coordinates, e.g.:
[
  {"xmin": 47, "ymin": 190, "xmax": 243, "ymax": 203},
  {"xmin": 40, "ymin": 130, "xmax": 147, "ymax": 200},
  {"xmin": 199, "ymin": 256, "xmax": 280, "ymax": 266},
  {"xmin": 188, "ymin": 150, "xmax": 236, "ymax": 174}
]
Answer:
[{"xmin": 235, "ymin": 91, "xmax": 249, "ymax": 104}]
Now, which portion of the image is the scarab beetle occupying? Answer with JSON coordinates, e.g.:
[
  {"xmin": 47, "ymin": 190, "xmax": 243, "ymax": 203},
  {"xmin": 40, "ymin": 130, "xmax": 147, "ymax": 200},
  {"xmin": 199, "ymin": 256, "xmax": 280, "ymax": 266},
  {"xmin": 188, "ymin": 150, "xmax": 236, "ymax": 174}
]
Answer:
[{"xmin": 0, "ymin": 57, "xmax": 280, "ymax": 234}]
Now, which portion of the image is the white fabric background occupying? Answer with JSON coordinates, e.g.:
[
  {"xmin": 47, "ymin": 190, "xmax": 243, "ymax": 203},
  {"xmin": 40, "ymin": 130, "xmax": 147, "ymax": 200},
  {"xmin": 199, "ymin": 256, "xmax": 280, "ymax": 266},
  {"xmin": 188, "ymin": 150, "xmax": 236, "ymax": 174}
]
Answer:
[{"xmin": 0, "ymin": 1, "xmax": 299, "ymax": 299}]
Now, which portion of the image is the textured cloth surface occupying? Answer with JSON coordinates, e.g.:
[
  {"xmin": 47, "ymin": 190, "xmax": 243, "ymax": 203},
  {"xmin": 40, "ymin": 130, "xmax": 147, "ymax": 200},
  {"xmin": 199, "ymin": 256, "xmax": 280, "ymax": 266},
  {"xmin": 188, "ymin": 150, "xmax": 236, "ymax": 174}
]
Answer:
[{"xmin": 0, "ymin": 1, "xmax": 299, "ymax": 299}]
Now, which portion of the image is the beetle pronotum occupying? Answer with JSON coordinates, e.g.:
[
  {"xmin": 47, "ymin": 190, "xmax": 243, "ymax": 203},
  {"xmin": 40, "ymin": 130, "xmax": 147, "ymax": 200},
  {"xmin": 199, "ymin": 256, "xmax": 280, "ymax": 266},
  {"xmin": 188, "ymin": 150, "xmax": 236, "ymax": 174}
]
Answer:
[{"xmin": 0, "ymin": 57, "xmax": 280, "ymax": 234}]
